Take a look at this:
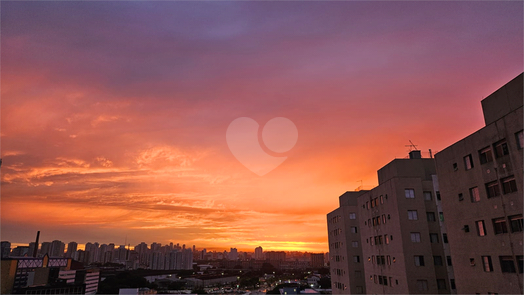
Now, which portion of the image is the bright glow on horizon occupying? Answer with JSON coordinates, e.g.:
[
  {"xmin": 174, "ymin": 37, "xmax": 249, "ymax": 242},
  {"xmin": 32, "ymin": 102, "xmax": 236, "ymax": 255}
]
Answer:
[{"xmin": 1, "ymin": 1, "xmax": 522, "ymax": 252}]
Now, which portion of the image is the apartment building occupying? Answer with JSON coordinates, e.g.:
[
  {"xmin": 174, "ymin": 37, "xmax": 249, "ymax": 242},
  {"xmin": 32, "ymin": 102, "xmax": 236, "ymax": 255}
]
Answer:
[
  {"xmin": 327, "ymin": 191, "xmax": 367, "ymax": 294},
  {"xmin": 328, "ymin": 151, "xmax": 454, "ymax": 294},
  {"xmin": 434, "ymin": 73, "xmax": 523, "ymax": 294}
]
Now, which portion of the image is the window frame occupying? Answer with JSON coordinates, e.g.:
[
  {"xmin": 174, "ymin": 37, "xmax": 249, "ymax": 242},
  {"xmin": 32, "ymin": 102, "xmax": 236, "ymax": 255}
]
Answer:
[
  {"xmin": 492, "ymin": 217, "xmax": 508, "ymax": 235},
  {"xmin": 479, "ymin": 147, "xmax": 494, "ymax": 164},
  {"xmin": 476, "ymin": 220, "xmax": 487, "ymax": 236},
  {"xmin": 464, "ymin": 154, "xmax": 474, "ymax": 170},
  {"xmin": 469, "ymin": 186, "xmax": 480, "ymax": 203}
]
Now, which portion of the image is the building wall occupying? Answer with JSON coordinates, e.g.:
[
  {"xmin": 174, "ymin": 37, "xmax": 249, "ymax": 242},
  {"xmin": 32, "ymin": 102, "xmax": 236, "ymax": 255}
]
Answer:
[
  {"xmin": 434, "ymin": 73, "xmax": 523, "ymax": 294},
  {"xmin": 358, "ymin": 158, "xmax": 451, "ymax": 294},
  {"xmin": 327, "ymin": 191, "xmax": 367, "ymax": 294}
]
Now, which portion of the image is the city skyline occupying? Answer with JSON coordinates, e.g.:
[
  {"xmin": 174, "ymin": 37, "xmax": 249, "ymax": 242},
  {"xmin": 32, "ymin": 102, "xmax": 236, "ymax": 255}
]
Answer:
[{"xmin": 2, "ymin": 1, "xmax": 523, "ymax": 252}]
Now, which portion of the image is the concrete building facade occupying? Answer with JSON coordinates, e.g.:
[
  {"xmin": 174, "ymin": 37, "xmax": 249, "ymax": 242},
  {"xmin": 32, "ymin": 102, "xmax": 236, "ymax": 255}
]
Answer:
[
  {"xmin": 327, "ymin": 191, "xmax": 367, "ymax": 294},
  {"xmin": 434, "ymin": 73, "xmax": 523, "ymax": 294},
  {"xmin": 328, "ymin": 152, "xmax": 455, "ymax": 294}
]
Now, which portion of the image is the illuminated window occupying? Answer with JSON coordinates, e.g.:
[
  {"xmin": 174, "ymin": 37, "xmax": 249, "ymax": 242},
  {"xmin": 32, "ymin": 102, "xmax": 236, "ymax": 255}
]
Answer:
[
  {"xmin": 464, "ymin": 154, "xmax": 474, "ymax": 170},
  {"xmin": 349, "ymin": 213, "xmax": 356, "ymax": 219},
  {"xmin": 470, "ymin": 187, "xmax": 480, "ymax": 202},
  {"xmin": 405, "ymin": 189, "xmax": 415, "ymax": 199},
  {"xmin": 476, "ymin": 220, "xmax": 486, "ymax": 236},
  {"xmin": 482, "ymin": 256, "xmax": 493, "ymax": 272}
]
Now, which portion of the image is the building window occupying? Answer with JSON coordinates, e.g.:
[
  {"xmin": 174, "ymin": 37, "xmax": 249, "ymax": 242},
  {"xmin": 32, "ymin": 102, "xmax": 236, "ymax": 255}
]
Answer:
[
  {"xmin": 411, "ymin": 232, "xmax": 421, "ymax": 243},
  {"xmin": 349, "ymin": 213, "xmax": 356, "ymax": 219},
  {"xmin": 464, "ymin": 154, "xmax": 474, "ymax": 170},
  {"xmin": 408, "ymin": 210, "xmax": 418, "ymax": 220},
  {"xmin": 463, "ymin": 225, "xmax": 470, "ymax": 232},
  {"xmin": 476, "ymin": 220, "xmax": 487, "ymax": 236},
  {"xmin": 447, "ymin": 256, "xmax": 452, "ymax": 266},
  {"xmin": 442, "ymin": 233, "xmax": 448, "ymax": 243},
  {"xmin": 516, "ymin": 130, "xmax": 523, "ymax": 149},
  {"xmin": 423, "ymin": 191, "xmax": 432, "ymax": 201},
  {"xmin": 414, "ymin": 256, "xmax": 425, "ymax": 266},
  {"xmin": 366, "ymin": 201, "xmax": 369, "ymax": 209},
  {"xmin": 356, "ymin": 286, "xmax": 363, "ymax": 294},
  {"xmin": 433, "ymin": 256, "xmax": 443, "ymax": 266},
  {"xmin": 354, "ymin": 256, "xmax": 360, "ymax": 263},
  {"xmin": 351, "ymin": 226, "xmax": 358, "ymax": 234},
  {"xmin": 429, "ymin": 233, "xmax": 439, "ymax": 243},
  {"xmin": 470, "ymin": 258, "xmax": 475, "ymax": 266},
  {"xmin": 405, "ymin": 189, "xmax": 415, "ymax": 199},
  {"xmin": 453, "ymin": 163, "xmax": 458, "ymax": 171},
  {"xmin": 469, "ymin": 187, "xmax": 480, "ymax": 202},
  {"xmin": 492, "ymin": 217, "xmax": 508, "ymax": 234},
  {"xmin": 501, "ymin": 176, "xmax": 518, "ymax": 194},
  {"xmin": 485, "ymin": 181, "xmax": 500, "ymax": 198},
  {"xmin": 482, "ymin": 256, "xmax": 493, "ymax": 272},
  {"xmin": 416, "ymin": 280, "xmax": 428, "ymax": 291},
  {"xmin": 387, "ymin": 255, "xmax": 391, "ymax": 265},
  {"xmin": 437, "ymin": 279, "xmax": 447, "ymax": 290},
  {"xmin": 458, "ymin": 193, "xmax": 464, "ymax": 201},
  {"xmin": 380, "ymin": 195, "xmax": 384, "ymax": 204},
  {"xmin": 499, "ymin": 256, "xmax": 516, "ymax": 273},
  {"xmin": 509, "ymin": 214, "xmax": 523, "ymax": 233},
  {"xmin": 479, "ymin": 147, "xmax": 494, "ymax": 164},
  {"xmin": 427, "ymin": 212, "xmax": 436, "ymax": 222},
  {"xmin": 439, "ymin": 212, "xmax": 444, "ymax": 221},
  {"xmin": 352, "ymin": 241, "xmax": 359, "ymax": 248},
  {"xmin": 450, "ymin": 279, "xmax": 456, "ymax": 290},
  {"xmin": 385, "ymin": 234, "xmax": 390, "ymax": 245},
  {"xmin": 493, "ymin": 140, "xmax": 509, "ymax": 158},
  {"xmin": 436, "ymin": 191, "xmax": 441, "ymax": 200},
  {"xmin": 517, "ymin": 256, "xmax": 523, "ymax": 273}
]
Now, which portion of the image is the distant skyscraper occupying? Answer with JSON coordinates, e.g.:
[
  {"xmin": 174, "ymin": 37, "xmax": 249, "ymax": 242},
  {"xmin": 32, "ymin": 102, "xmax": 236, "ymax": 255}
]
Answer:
[
  {"xmin": 310, "ymin": 253, "xmax": 325, "ymax": 268},
  {"xmin": 66, "ymin": 242, "xmax": 77, "ymax": 258},
  {"xmin": 49, "ymin": 240, "xmax": 65, "ymax": 257},
  {"xmin": 254, "ymin": 246, "xmax": 264, "ymax": 260},
  {"xmin": 40, "ymin": 242, "xmax": 51, "ymax": 257},
  {"xmin": 1, "ymin": 241, "xmax": 11, "ymax": 258},
  {"xmin": 229, "ymin": 248, "xmax": 238, "ymax": 260}
]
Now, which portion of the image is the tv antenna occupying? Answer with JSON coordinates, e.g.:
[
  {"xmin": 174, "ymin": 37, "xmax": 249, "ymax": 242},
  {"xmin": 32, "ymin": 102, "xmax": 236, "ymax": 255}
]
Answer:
[{"xmin": 405, "ymin": 140, "xmax": 418, "ymax": 151}]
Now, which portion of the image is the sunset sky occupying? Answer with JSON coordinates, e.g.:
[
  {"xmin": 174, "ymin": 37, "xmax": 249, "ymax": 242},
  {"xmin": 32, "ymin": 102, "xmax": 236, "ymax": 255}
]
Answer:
[{"xmin": 1, "ymin": 1, "xmax": 522, "ymax": 252}]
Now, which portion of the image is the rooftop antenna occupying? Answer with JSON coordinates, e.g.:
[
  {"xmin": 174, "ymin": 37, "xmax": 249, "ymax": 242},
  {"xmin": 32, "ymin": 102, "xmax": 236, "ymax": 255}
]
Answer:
[
  {"xmin": 355, "ymin": 180, "xmax": 363, "ymax": 191},
  {"xmin": 405, "ymin": 140, "xmax": 418, "ymax": 151}
]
